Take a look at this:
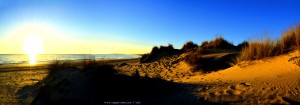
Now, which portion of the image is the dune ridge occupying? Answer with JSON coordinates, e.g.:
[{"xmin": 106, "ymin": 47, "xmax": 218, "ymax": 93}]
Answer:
[{"xmin": 118, "ymin": 50, "xmax": 300, "ymax": 104}]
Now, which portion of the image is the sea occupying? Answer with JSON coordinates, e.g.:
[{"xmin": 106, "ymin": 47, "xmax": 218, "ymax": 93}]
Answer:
[{"xmin": 0, "ymin": 54, "xmax": 141, "ymax": 65}]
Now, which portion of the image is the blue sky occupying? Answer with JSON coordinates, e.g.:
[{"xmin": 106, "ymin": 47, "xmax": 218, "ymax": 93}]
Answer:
[{"xmin": 0, "ymin": 0, "xmax": 300, "ymax": 54}]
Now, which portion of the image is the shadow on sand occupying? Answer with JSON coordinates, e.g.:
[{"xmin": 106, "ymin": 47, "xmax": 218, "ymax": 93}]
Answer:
[{"xmin": 16, "ymin": 62, "xmax": 200, "ymax": 105}]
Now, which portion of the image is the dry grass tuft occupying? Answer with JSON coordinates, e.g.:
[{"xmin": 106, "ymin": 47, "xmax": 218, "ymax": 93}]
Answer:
[
  {"xmin": 201, "ymin": 36, "xmax": 235, "ymax": 49},
  {"xmin": 185, "ymin": 47, "xmax": 237, "ymax": 72},
  {"xmin": 236, "ymin": 41, "xmax": 249, "ymax": 50},
  {"xmin": 238, "ymin": 24, "xmax": 300, "ymax": 61},
  {"xmin": 48, "ymin": 60, "xmax": 72, "ymax": 77},
  {"xmin": 288, "ymin": 56, "xmax": 300, "ymax": 67},
  {"xmin": 185, "ymin": 47, "xmax": 205, "ymax": 71},
  {"xmin": 140, "ymin": 44, "xmax": 181, "ymax": 63},
  {"xmin": 181, "ymin": 41, "xmax": 198, "ymax": 51}
]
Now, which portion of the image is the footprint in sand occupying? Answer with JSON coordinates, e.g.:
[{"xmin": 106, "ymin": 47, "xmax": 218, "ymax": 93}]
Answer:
[
  {"xmin": 225, "ymin": 83, "xmax": 251, "ymax": 95},
  {"xmin": 227, "ymin": 89, "xmax": 242, "ymax": 95}
]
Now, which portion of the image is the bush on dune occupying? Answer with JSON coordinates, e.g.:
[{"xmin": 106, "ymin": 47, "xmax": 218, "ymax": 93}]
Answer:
[
  {"xmin": 236, "ymin": 41, "xmax": 249, "ymax": 50},
  {"xmin": 140, "ymin": 44, "xmax": 181, "ymax": 63},
  {"xmin": 201, "ymin": 37, "xmax": 235, "ymax": 49},
  {"xmin": 238, "ymin": 24, "xmax": 300, "ymax": 61},
  {"xmin": 185, "ymin": 47, "xmax": 238, "ymax": 72},
  {"xmin": 185, "ymin": 47, "xmax": 205, "ymax": 71},
  {"xmin": 200, "ymin": 41, "xmax": 209, "ymax": 49},
  {"xmin": 47, "ymin": 60, "xmax": 73, "ymax": 78},
  {"xmin": 185, "ymin": 37, "xmax": 238, "ymax": 72},
  {"xmin": 181, "ymin": 41, "xmax": 198, "ymax": 51}
]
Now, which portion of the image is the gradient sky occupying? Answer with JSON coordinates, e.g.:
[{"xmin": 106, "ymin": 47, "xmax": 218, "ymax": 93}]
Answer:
[{"xmin": 0, "ymin": 0, "xmax": 300, "ymax": 54}]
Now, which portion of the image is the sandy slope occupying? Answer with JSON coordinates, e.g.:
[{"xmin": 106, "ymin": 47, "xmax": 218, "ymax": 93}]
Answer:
[
  {"xmin": 0, "ymin": 69, "xmax": 48, "ymax": 104},
  {"xmin": 117, "ymin": 51, "xmax": 300, "ymax": 104},
  {"xmin": 181, "ymin": 51, "xmax": 300, "ymax": 104},
  {"xmin": 117, "ymin": 53, "xmax": 193, "ymax": 81}
]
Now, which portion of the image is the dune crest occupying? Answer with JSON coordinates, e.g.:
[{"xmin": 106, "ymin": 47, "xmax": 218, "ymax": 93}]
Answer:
[
  {"xmin": 117, "ymin": 50, "xmax": 300, "ymax": 104},
  {"xmin": 182, "ymin": 51, "xmax": 300, "ymax": 104}
]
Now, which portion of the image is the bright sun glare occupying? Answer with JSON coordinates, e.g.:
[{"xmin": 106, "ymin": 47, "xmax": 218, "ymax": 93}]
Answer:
[{"xmin": 24, "ymin": 35, "xmax": 43, "ymax": 64}]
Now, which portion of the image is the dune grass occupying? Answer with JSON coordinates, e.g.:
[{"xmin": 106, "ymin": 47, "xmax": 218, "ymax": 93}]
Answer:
[
  {"xmin": 201, "ymin": 36, "xmax": 235, "ymax": 49},
  {"xmin": 184, "ymin": 37, "xmax": 238, "ymax": 72},
  {"xmin": 181, "ymin": 41, "xmax": 198, "ymax": 51},
  {"xmin": 140, "ymin": 44, "xmax": 181, "ymax": 63},
  {"xmin": 236, "ymin": 41, "xmax": 249, "ymax": 50},
  {"xmin": 238, "ymin": 24, "xmax": 300, "ymax": 62},
  {"xmin": 185, "ymin": 47, "xmax": 238, "ymax": 72},
  {"xmin": 288, "ymin": 56, "xmax": 300, "ymax": 67}
]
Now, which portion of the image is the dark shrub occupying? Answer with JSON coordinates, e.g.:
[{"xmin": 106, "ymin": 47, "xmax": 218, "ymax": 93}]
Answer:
[
  {"xmin": 200, "ymin": 41, "xmax": 209, "ymax": 49},
  {"xmin": 181, "ymin": 41, "xmax": 198, "ymax": 51},
  {"xmin": 185, "ymin": 47, "xmax": 205, "ymax": 71},
  {"xmin": 236, "ymin": 41, "xmax": 249, "ymax": 50},
  {"xmin": 140, "ymin": 44, "xmax": 181, "ymax": 63},
  {"xmin": 119, "ymin": 63, "xmax": 128, "ymax": 67},
  {"xmin": 200, "ymin": 37, "xmax": 235, "ymax": 49},
  {"xmin": 140, "ymin": 53, "xmax": 150, "ymax": 63},
  {"xmin": 151, "ymin": 46, "xmax": 159, "ymax": 54},
  {"xmin": 47, "ymin": 60, "xmax": 72, "ymax": 77},
  {"xmin": 185, "ymin": 46, "xmax": 238, "ymax": 72},
  {"xmin": 208, "ymin": 37, "xmax": 235, "ymax": 49}
]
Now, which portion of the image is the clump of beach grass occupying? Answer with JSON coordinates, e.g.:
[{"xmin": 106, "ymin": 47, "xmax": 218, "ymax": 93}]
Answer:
[
  {"xmin": 200, "ymin": 36, "xmax": 235, "ymax": 49},
  {"xmin": 181, "ymin": 41, "xmax": 198, "ymax": 51},
  {"xmin": 288, "ymin": 56, "xmax": 300, "ymax": 67},
  {"xmin": 238, "ymin": 23, "xmax": 300, "ymax": 62},
  {"xmin": 140, "ymin": 44, "xmax": 181, "ymax": 63}
]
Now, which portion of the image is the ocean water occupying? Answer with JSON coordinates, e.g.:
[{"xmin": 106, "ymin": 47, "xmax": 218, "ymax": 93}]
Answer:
[{"xmin": 0, "ymin": 54, "xmax": 141, "ymax": 64}]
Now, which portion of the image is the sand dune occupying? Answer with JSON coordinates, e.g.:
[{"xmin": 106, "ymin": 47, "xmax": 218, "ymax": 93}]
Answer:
[
  {"xmin": 2, "ymin": 50, "xmax": 299, "ymax": 104},
  {"xmin": 185, "ymin": 51, "xmax": 300, "ymax": 104},
  {"xmin": 117, "ymin": 52, "xmax": 193, "ymax": 81},
  {"xmin": 117, "ymin": 51, "xmax": 300, "ymax": 104}
]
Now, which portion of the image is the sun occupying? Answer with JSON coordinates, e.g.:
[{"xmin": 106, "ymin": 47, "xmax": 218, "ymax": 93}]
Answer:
[{"xmin": 24, "ymin": 35, "xmax": 43, "ymax": 64}]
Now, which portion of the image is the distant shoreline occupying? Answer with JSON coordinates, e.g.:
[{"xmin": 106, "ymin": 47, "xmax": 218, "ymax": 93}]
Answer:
[
  {"xmin": 0, "ymin": 58, "xmax": 140, "ymax": 73},
  {"xmin": 0, "ymin": 54, "xmax": 141, "ymax": 65}
]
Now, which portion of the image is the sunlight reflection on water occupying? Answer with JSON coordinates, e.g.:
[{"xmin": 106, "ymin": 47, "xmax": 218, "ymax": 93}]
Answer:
[
  {"xmin": 0, "ymin": 54, "xmax": 140, "ymax": 65},
  {"xmin": 29, "ymin": 54, "xmax": 36, "ymax": 65}
]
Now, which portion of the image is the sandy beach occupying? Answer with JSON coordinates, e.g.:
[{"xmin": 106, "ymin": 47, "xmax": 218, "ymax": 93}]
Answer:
[
  {"xmin": 0, "ymin": 58, "xmax": 140, "ymax": 104},
  {"xmin": 1, "ymin": 49, "xmax": 300, "ymax": 105}
]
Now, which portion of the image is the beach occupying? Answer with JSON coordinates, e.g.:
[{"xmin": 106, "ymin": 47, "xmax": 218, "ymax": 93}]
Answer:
[
  {"xmin": 1, "ymin": 50, "xmax": 300, "ymax": 104},
  {"xmin": 0, "ymin": 58, "xmax": 140, "ymax": 104}
]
